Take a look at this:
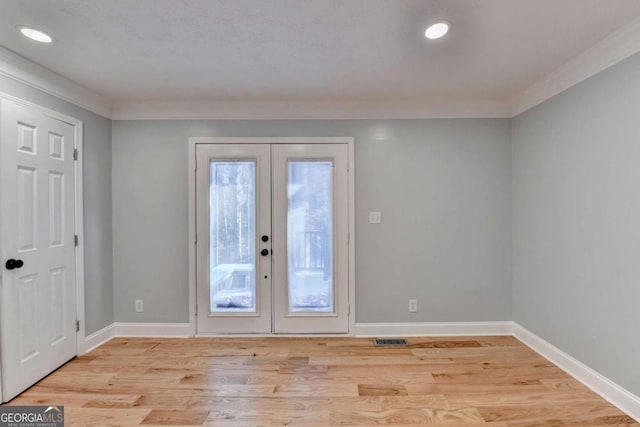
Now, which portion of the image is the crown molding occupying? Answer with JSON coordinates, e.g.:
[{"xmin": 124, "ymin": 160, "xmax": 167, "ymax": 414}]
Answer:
[
  {"xmin": 110, "ymin": 98, "xmax": 512, "ymax": 120},
  {"xmin": 511, "ymin": 15, "xmax": 640, "ymax": 117},
  {"xmin": 3, "ymin": 13, "xmax": 640, "ymax": 121},
  {"xmin": 0, "ymin": 46, "xmax": 112, "ymax": 118}
]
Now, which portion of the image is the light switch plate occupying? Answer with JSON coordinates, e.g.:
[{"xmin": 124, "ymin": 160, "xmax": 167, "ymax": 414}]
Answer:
[{"xmin": 369, "ymin": 211, "xmax": 382, "ymax": 223}]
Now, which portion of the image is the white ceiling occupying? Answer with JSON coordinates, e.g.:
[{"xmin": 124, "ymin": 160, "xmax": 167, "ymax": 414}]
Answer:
[{"xmin": 1, "ymin": 0, "xmax": 640, "ymax": 118}]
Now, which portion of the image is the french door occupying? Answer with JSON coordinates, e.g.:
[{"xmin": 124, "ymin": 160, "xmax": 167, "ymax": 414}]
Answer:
[
  {"xmin": 0, "ymin": 99, "xmax": 78, "ymax": 401},
  {"xmin": 195, "ymin": 142, "xmax": 350, "ymax": 334}
]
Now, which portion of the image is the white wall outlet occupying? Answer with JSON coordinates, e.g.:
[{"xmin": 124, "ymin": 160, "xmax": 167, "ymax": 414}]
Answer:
[
  {"xmin": 408, "ymin": 299, "xmax": 418, "ymax": 313},
  {"xmin": 135, "ymin": 299, "xmax": 144, "ymax": 313},
  {"xmin": 369, "ymin": 211, "xmax": 382, "ymax": 223}
]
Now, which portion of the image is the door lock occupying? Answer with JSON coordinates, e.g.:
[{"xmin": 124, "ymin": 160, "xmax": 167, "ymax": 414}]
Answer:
[
  {"xmin": 5, "ymin": 259, "xmax": 24, "ymax": 270},
  {"xmin": 260, "ymin": 249, "xmax": 270, "ymax": 256}
]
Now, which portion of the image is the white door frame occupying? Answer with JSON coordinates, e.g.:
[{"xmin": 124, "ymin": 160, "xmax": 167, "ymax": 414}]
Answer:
[
  {"xmin": 188, "ymin": 137, "xmax": 355, "ymax": 336},
  {"xmin": 0, "ymin": 92, "xmax": 85, "ymax": 402}
]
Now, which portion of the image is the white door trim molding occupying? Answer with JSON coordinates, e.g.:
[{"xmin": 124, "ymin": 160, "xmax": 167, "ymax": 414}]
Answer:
[
  {"xmin": 0, "ymin": 92, "xmax": 85, "ymax": 354},
  {"xmin": 188, "ymin": 137, "xmax": 356, "ymax": 336}
]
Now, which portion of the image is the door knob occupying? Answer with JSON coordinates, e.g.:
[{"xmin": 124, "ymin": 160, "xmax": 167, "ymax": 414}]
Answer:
[
  {"xmin": 261, "ymin": 235, "xmax": 269, "ymax": 242},
  {"xmin": 5, "ymin": 259, "xmax": 24, "ymax": 270},
  {"xmin": 260, "ymin": 249, "xmax": 270, "ymax": 256}
]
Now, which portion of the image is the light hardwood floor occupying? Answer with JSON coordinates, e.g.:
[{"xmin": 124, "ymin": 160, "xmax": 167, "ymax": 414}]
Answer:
[{"xmin": 5, "ymin": 336, "xmax": 638, "ymax": 426}]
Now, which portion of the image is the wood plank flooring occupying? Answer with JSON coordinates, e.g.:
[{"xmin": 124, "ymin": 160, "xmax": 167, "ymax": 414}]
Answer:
[{"xmin": 5, "ymin": 336, "xmax": 638, "ymax": 426}]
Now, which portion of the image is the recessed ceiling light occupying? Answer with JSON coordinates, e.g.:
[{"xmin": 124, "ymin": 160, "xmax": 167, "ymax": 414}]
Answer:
[
  {"xmin": 19, "ymin": 27, "xmax": 53, "ymax": 43},
  {"xmin": 424, "ymin": 21, "xmax": 450, "ymax": 40}
]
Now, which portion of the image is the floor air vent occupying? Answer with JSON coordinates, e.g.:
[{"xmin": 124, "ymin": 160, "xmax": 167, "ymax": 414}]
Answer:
[{"xmin": 373, "ymin": 338, "xmax": 408, "ymax": 346}]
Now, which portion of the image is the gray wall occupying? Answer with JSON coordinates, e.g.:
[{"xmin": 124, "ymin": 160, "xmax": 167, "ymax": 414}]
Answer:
[
  {"xmin": 0, "ymin": 76, "xmax": 113, "ymax": 335},
  {"xmin": 111, "ymin": 119, "xmax": 512, "ymax": 323},
  {"xmin": 512, "ymin": 52, "xmax": 640, "ymax": 396}
]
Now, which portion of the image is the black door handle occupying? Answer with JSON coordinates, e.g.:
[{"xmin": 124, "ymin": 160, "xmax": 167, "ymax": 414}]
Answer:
[
  {"xmin": 260, "ymin": 249, "xmax": 269, "ymax": 256},
  {"xmin": 5, "ymin": 259, "xmax": 24, "ymax": 270},
  {"xmin": 261, "ymin": 235, "xmax": 269, "ymax": 242}
]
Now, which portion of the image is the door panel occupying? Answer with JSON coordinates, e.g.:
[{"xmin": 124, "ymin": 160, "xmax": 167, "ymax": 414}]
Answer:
[
  {"xmin": 17, "ymin": 166, "xmax": 37, "ymax": 250},
  {"xmin": 196, "ymin": 144, "xmax": 271, "ymax": 333},
  {"xmin": 286, "ymin": 160, "xmax": 334, "ymax": 313},
  {"xmin": 1, "ymin": 100, "xmax": 77, "ymax": 401},
  {"xmin": 272, "ymin": 144, "xmax": 349, "ymax": 333},
  {"xmin": 209, "ymin": 160, "xmax": 257, "ymax": 314}
]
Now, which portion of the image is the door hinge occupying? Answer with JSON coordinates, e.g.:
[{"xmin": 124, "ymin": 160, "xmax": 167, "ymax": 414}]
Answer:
[
  {"xmin": 195, "ymin": 304, "xmax": 198, "ymax": 315},
  {"xmin": 76, "ymin": 320, "xmax": 80, "ymax": 332},
  {"xmin": 74, "ymin": 235, "xmax": 79, "ymax": 246},
  {"xmin": 73, "ymin": 148, "xmax": 78, "ymax": 161}
]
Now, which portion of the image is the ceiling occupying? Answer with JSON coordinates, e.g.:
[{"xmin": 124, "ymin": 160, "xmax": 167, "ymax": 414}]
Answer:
[{"xmin": 1, "ymin": 0, "xmax": 640, "ymax": 118}]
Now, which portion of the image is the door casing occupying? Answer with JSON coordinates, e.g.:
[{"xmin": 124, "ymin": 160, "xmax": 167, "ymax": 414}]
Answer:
[
  {"xmin": 0, "ymin": 92, "xmax": 85, "ymax": 403},
  {"xmin": 188, "ymin": 137, "xmax": 355, "ymax": 336}
]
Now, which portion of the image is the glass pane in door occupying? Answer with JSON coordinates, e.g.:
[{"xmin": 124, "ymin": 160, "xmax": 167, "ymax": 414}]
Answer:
[
  {"xmin": 209, "ymin": 161, "xmax": 256, "ymax": 313},
  {"xmin": 287, "ymin": 161, "xmax": 334, "ymax": 312}
]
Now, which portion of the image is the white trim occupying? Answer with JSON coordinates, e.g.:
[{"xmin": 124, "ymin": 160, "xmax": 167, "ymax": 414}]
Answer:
[
  {"xmin": 112, "ymin": 99, "xmax": 511, "ymax": 120},
  {"xmin": 82, "ymin": 324, "xmax": 116, "ymax": 354},
  {"xmin": 72, "ymin": 319, "xmax": 640, "ymax": 422},
  {"xmin": 355, "ymin": 321, "xmax": 515, "ymax": 337},
  {"xmin": 101, "ymin": 13, "xmax": 640, "ymax": 122},
  {"xmin": 1, "ymin": 16, "xmax": 640, "ymax": 120},
  {"xmin": 188, "ymin": 137, "xmax": 356, "ymax": 336},
  {"xmin": 358, "ymin": 321, "xmax": 640, "ymax": 421},
  {"xmin": 197, "ymin": 332, "xmax": 351, "ymax": 338},
  {"xmin": 113, "ymin": 322, "xmax": 192, "ymax": 337},
  {"xmin": 73, "ymin": 120, "xmax": 86, "ymax": 355},
  {"xmin": 347, "ymin": 140, "xmax": 356, "ymax": 336},
  {"xmin": 511, "ymin": 15, "xmax": 640, "ymax": 116},
  {"xmin": 513, "ymin": 323, "xmax": 640, "ymax": 422},
  {"xmin": 83, "ymin": 323, "xmax": 190, "ymax": 354},
  {"xmin": 187, "ymin": 141, "xmax": 197, "ymax": 337},
  {"xmin": 191, "ymin": 137, "xmax": 355, "ymax": 145},
  {"xmin": 0, "ymin": 46, "xmax": 112, "ymax": 119}
]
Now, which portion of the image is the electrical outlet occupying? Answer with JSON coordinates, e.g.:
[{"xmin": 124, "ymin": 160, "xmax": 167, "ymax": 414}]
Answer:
[
  {"xmin": 369, "ymin": 211, "xmax": 382, "ymax": 223},
  {"xmin": 408, "ymin": 299, "xmax": 418, "ymax": 313},
  {"xmin": 135, "ymin": 299, "xmax": 144, "ymax": 313}
]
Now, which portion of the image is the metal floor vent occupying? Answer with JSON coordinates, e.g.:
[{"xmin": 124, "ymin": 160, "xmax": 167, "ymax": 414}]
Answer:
[{"xmin": 373, "ymin": 338, "xmax": 408, "ymax": 346}]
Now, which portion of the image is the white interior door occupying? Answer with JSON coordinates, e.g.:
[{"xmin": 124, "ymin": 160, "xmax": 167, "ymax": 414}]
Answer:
[
  {"xmin": 0, "ymin": 99, "xmax": 77, "ymax": 401},
  {"xmin": 195, "ymin": 142, "xmax": 350, "ymax": 334}
]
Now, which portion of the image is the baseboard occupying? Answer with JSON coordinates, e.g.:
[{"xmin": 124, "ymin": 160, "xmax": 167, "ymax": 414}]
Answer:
[
  {"xmin": 81, "ymin": 322, "xmax": 190, "ymax": 354},
  {"xmin": 513, "ymin": 323, "xmax": 640, "ymax": 422},
  {"xmin": 355, "ymin": 321, "xmax": 515, "ymax": 337},
  {"xmin": 113, "ymin": 322, "xmax": 192, "ymax": 337},
  {"xmin": 82, "ymin": 323, "xmax": 116, "ymax": 354},
  {"xmin": 79, "ymin": 320, "xmax": 639, "ymax": 421}
]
